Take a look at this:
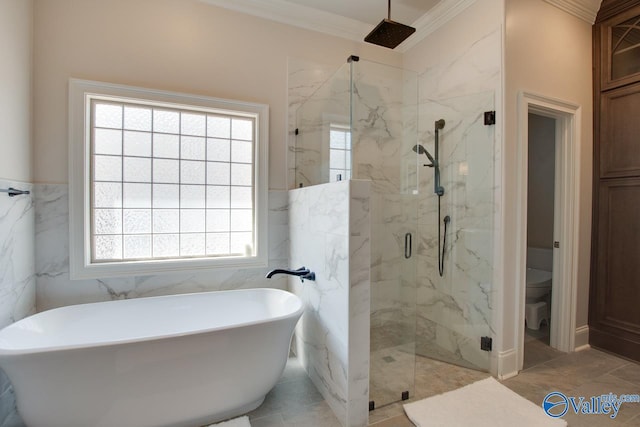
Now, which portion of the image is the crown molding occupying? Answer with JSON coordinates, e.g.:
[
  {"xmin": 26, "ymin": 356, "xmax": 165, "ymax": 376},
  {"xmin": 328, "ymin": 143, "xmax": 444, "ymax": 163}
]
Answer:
[
  {"xmin": 199, "ymin": 0, "xmax": 371, "ymax": 43},
  {"xmin": 200, "ymin": 0, "xmax": 475, "ymax": 50},
  {"xmin": 543, "ymin": 0, "xmax": 603, "ymax": 24}
]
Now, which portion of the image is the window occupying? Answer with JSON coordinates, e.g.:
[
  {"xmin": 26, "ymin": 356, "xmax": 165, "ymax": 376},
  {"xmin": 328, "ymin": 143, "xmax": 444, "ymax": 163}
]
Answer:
[
  {"xmin": 329, "ymin": 124, "xmax": 352, "ymax": 182},
  {"xmin": 69, "ymin": 79, "xmax": 268, "ymax": 279}
]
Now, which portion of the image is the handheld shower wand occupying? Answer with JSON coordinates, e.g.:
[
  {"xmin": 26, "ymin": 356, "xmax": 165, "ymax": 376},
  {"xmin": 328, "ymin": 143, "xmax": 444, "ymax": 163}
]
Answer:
[
  {"xmin": 434, "ymin": 119, "xmax": 448, "ymax": 276},
  {"xmin": 412, "ymin": 144, "xmax": 436, "ymax": 167},
  {"xmin": 434, "ymin": 119, "xmax": 445, "ymax": 197},
  {"xmin": 414, "ymin": 119, "xmax": 449, "ymax": 277}
]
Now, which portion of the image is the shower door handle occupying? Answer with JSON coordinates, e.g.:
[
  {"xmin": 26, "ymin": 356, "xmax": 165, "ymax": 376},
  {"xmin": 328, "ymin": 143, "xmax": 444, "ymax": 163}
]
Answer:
[{"xmin": 404, "ymin": 233, "xmax": 412, "ymax": 259}]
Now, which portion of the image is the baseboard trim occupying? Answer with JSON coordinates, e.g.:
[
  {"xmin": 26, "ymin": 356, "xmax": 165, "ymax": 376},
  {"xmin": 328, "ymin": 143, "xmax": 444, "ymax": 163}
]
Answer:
[
  {"xmin": 574, "ymin": 344, "xmax": 591, "ymax": 352},
  {"xmin": 574, "ymin": 325, "xmax": 589, "ymax": 351},
  {"xmin": 497, "ymin": 348, "xmax": 518, "ymax": 380}
]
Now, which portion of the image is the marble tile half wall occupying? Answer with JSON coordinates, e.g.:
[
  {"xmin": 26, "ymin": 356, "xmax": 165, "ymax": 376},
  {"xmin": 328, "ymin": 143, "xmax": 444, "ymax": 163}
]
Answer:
[
  {"xmin": 34, "ymin": 184, "xmax": 290, "ymax": 310},
  {"xmin": 0, "ymin": 179, "xmax": 36, "ymax": 427},
  {"xmin": 288, "ymin": 180, "xmax": 371, "ymax": 427}
]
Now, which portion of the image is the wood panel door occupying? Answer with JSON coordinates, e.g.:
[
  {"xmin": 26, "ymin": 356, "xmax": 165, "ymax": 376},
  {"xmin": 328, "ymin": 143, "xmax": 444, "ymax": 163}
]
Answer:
[
  {"xmin": 600, "ymin": 83, "xmax": 640, "ymax": 178},
  {"xmin": 590, "ymin": 179, "xmax": 640, "ymax": 360}
]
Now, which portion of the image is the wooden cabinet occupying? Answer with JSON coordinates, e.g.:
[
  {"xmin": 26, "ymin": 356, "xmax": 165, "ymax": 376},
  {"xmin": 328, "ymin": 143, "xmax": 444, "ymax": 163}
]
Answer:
[
  {"xmin": 598, "ymin": 2, "xmax": 640, "ymax": 90},
  {"xmin": 600, "ymin": 83, "xmax": 640, "ymax": 178},
  {"xmin": 590, "ymin": 0, "xmax": 640, "ymax": 362}
]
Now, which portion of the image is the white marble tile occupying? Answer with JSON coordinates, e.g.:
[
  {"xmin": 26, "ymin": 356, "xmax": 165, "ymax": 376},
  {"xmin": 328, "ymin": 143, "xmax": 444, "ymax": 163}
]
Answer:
[
  {"xmin": 288, "ymin": 58, "xmax": 349, "ymax": 189},
  {"xmin": 289, "ymin": 182, "xmax": 349, "ymax": 425},
  {"xmin": 347, "ymin": 180, "xmax": 371, "ymax": 427},
  {"xmin": 308, "ymin": 186, "xmax": 349, "ymax": 237},
  {"xmin": 414, "ymin": 47, "xmax": 499, "ymax": 371},
  {"xmin": 0, "ymin": 179, "xmax": 35, "ymax": 427},
  {"xmin": 418, "ymin": 29, "xmax": 501, "ymax": 102},
  {"xmin": 287, "ymin": 29, "xmax": 502, "ymax": 418},
  {"xmin": 288, "ymin": 181, "xmax": 371, "ymax": 427},
  {"xmin": 34, "ymin": 184, "xmax": 290, "ymax": 310},
  {"xmin": 0, "ymin": 179, "xmax": 35, "ymax": 328}
]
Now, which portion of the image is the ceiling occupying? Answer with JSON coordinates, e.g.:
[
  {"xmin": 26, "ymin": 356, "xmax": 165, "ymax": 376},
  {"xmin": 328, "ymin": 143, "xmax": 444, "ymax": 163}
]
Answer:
[
  {"xmin": 282, "ymin": 0, "xmax": 441, "ymax": 26},
  {"xmin": 200, "ymin": 0, "xmax": 602, "ymax": 52},
  {"xmin": 200, "ymin": 0, "xmax": 473, "ymax": 52}
]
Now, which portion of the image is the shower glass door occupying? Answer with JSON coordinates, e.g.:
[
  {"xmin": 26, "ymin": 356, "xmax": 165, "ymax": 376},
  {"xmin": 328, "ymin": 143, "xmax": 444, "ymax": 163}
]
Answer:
[
  {"xmin": 415, "ymin": 91, "xmax": 496, "ymax": 372},
  {"xmin": 351, "ymin": 59, "xmax": 420, "ymax": 409},
  {"xmin": 294, "ymin": 63, "xmax": 351, "ymax": 188}
]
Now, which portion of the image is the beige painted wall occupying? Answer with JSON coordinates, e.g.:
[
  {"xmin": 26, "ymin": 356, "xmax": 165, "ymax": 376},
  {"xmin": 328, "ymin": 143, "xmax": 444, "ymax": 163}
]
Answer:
[
  {"xmin": 0, "ymin": 0, "xmax": 33, "ymax": 182},
  {"xmin": 527, "ymin": 113, "xmax": 555, "ymax": 249},
  {"xmin": 33, "ymin": 0, "xmax": 401, "ymax": 188},
  {"xmin": 504, "ymin": 0, "xmax": 593, "ymax": 351}
]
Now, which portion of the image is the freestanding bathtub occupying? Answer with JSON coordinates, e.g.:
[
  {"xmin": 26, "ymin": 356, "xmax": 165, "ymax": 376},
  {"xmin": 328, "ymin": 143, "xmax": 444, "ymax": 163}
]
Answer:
[{"xmin": 0, "ymin": 288, "xmax": 303, "ymax": 427}]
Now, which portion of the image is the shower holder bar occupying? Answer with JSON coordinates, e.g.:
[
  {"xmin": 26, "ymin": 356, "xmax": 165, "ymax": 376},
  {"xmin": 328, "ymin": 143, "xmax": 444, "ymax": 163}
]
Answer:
[{"xmin": 0, "ymin": 188, "xmax": 30, "ymax": 197}]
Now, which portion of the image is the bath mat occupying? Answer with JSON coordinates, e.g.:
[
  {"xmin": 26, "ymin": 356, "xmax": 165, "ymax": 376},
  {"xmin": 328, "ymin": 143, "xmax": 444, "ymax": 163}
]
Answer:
[
  {"xmin": 403, "ymin": 377, "xmax": 567, "ymax": 427},
  {"xmin": 205, "ymin": 415, "xmax": 251, "ymax": 427}
]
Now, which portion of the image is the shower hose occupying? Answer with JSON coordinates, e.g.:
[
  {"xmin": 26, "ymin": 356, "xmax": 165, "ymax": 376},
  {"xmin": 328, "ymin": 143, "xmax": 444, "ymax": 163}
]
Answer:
[{"xmin": 438, "ymin": 195, "xmax": 450, "ymax": 277}]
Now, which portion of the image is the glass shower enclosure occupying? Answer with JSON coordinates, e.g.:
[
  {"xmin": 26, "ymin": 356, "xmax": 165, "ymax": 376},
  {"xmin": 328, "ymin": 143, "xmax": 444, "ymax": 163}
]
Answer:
[
  {"xmin": 295, "ymin": 57, "xmax": 420, "ymax": 409},
  {"xmin": 294, "ymin": 56, "xmax": 496, "ymax": 410}
]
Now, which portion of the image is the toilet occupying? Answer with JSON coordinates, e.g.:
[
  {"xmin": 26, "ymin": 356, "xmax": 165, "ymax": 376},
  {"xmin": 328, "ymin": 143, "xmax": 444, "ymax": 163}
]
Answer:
[
  {"xmin": 525, "ymin": 247, "xmax": 553, "ymax": 329},
  {"xmin": 526, "ymin": 267, "xmax": 552, "ymax": 304}
]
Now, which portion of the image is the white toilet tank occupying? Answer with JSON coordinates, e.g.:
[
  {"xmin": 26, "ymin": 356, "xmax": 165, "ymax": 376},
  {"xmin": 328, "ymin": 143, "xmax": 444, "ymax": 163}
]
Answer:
[{"xmin": 527, "ymin": 247, "xmax": 553, "ymax": 271}]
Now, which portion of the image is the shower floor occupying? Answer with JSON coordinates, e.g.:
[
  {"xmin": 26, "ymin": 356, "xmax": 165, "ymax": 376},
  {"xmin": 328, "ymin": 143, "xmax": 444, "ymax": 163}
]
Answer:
[
  {"xmin": 370, "ymin": 344, "xmax": 416, "ymax": 406},
  {"xmin": 370, "ymin": 342, "xmax": 487, "ymax": 409},
  {"xmin": 369, "ymin": 352, "xmax": 491, "ymax": 424}
]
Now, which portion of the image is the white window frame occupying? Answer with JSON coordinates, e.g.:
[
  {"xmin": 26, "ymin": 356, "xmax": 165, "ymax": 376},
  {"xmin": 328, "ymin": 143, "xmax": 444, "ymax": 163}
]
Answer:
[
  {"xmin": 69, "ymin": 79, "xmax": 269, "ymax": 279},
  {"xmin": 328, "ymin": 123, "xmax": 352, "ymax": 182}
]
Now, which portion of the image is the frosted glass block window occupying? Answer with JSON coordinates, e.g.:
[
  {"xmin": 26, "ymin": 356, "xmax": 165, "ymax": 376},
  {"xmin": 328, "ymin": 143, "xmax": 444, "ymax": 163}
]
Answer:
[
  {"xmin": 70, "ymin": 80, "xmax": 267, "ymax": 279},
  {"xmin": 90, "ymin": 98, "xmax": 257, "ymax": 263},
  {"xmin": 329, "ymin": 125, "xmax": 352, "ymax": 182}
]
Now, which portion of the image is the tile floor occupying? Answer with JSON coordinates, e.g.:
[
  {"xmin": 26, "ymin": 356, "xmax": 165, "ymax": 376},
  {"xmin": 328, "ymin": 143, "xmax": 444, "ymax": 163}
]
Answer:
[
  {"xmin": 503, "ymin": 347, "xmax": 640, "ymax": 426},
  {"xmin": 246, "ymin": 358, "xmax": 341, "ymax": 427},
  {"xmin": 523, "ymin": 323, "xmax": 566, "ymax": 369},
  {"xmin": 248, "ymin": 345, "xmax": 640, "ymax": 427}
]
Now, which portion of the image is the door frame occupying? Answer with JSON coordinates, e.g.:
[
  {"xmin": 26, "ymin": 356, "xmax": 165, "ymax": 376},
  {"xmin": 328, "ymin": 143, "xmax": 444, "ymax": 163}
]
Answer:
[{"xmin": 515, "ymin": 92, "xmax": 582, "ymax": 370}]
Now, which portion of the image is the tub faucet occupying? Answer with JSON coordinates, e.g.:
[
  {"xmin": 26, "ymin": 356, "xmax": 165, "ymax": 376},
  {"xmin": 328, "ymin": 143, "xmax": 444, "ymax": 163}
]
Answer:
[{"xmin": 266, "ymin": 266, "xmax": 316, "ymax": 282}]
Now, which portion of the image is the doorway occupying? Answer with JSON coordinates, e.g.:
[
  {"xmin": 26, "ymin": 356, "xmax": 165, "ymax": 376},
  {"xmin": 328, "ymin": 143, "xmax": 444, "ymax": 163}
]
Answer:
[
  {"xmin": 523, "ymin": 113, "xmax": 558, "ymax": 367},
  {"xmin": 515, "ymin": 92, "xmax": 582, "ymax": 372}
]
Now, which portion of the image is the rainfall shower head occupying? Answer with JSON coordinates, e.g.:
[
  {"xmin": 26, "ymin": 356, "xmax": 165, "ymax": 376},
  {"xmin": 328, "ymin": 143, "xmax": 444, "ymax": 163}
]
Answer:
[
  {"xmin": 364, "ymin": 0, "xmax": 416, "ymax": 49},
  {"xmin": 435, "ymin": 119, "xmax": 445, "ymax": 130},
  {"xmin": 412, "ymin": 144, "xmax": 436, "ymax": 166}
]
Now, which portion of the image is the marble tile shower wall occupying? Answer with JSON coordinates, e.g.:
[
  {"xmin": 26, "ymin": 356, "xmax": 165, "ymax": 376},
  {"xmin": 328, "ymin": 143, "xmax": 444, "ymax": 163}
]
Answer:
[
  {"xmin": 288, "ymin": 180, "xmax": 370, "ymax": 427},
  {"xmin": 351, "ymin": 64, "xmax": 418, "ymax": 349},
  {"xmin": 0, "ymin": 179, "xmax": 36, "ymax": 427},
  {"xmin": 288, "ymin": 57, "xmax": 420, "ymax": 355},
  {"xmin": 34, "ymin": 184, "xmax": 290, "ymax": 310},
  {"xmin": 295, "ymin": 71, "xmax": 351, "ymax": 187},
  {"xmin": 414, "ymin": 28, "xmax": 501, "ymax": 370}
]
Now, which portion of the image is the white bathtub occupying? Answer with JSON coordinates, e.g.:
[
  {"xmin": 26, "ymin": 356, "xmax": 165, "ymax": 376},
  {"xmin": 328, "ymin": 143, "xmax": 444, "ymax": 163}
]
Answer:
[{"xmin": 0, "ymin": 288, "xmax": 303, "ymax": 427}]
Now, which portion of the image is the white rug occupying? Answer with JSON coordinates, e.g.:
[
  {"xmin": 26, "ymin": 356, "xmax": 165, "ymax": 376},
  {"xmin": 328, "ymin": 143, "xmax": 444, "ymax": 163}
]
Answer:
[
  {"xmin": 206, "ymin": 416, "xmax": 251, "ymax": 427},
  {"xmin": 404, "ymin": 377, "xmax": 567, "ymax": 427}
]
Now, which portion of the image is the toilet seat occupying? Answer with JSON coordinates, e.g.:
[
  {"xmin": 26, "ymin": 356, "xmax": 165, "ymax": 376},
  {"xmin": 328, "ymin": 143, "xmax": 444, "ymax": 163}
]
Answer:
[{"xmin": 526, "ymin": 268, "xmax": 552, "ymax": 286}]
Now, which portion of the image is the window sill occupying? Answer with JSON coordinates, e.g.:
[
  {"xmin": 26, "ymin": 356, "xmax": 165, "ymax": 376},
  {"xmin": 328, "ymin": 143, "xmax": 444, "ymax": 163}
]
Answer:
[{"xmin": 69, "ymin": 254, "xmax": 268, "ymax": 280}]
